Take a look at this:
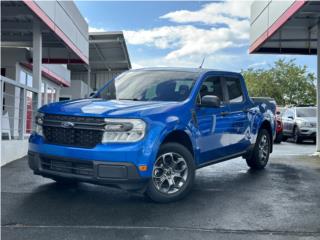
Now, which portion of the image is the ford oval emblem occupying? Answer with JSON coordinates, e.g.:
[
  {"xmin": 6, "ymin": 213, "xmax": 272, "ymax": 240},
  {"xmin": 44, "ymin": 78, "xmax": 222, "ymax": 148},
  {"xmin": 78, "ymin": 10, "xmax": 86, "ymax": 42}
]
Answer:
[{"xmin": 61, "ymin": 121, "xmax": 74, "ymax": 128}]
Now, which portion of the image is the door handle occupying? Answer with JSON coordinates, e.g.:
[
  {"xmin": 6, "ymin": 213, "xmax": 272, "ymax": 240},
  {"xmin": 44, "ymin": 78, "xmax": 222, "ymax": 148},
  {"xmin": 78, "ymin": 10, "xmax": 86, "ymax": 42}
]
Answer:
[{"xmin": 221, "ymin": 111, "xmax": 229, "ymax": 116}]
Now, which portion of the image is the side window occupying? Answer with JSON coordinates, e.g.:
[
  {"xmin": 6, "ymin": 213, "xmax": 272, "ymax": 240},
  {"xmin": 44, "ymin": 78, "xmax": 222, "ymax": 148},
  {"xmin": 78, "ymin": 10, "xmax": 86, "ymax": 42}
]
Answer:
[
  {"xmin": 145, "ymin": 84, "xmax": 157, "ymax": 100},
  {"xmin": 198, "ymin": 76, "xmax": 223, "ymax": 104},
  {"xmin": 287, "ymin": 109, "xmax": 294, "ymax": 118},
  {"xmin": 226, "ymin": 77, "xmax": 244, "ymax": 103}
]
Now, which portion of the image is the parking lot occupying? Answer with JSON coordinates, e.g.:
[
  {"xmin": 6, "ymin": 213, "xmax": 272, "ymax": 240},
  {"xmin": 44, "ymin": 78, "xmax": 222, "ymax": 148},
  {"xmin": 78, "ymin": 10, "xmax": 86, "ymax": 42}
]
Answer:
[{"xmin": 2, "ymin": 141, "xmax": 320, "ymax": 240}]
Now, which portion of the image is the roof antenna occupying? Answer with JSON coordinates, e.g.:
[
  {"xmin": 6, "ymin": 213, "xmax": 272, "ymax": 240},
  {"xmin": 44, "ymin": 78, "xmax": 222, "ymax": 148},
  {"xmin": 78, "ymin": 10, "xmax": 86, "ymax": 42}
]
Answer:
[{"xmin": 199, "ymin": 55, "xmax": 206, "ymax": 69}]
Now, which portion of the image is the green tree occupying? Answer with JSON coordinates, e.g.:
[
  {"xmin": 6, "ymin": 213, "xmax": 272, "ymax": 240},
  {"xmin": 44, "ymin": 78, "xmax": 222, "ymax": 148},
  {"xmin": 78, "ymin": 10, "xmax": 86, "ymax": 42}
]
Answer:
[{"xmin": 242, "ymin": 59, "xmax": 316, "ymax": 106}]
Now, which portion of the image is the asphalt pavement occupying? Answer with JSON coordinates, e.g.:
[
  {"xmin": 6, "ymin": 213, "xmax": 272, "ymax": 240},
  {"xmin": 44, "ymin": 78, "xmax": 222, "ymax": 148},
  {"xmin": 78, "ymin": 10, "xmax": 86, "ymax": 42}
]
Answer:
[{"xmin": 2, "ymin": 141, "xmax": 320, "ymax": 240}]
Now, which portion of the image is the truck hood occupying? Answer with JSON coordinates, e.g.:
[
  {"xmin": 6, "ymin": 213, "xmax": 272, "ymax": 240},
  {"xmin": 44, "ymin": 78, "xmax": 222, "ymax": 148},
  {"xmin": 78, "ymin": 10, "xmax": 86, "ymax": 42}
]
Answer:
[{"xmin": 40, "ymin": 98, "xmax": 180, "ymax": 118}]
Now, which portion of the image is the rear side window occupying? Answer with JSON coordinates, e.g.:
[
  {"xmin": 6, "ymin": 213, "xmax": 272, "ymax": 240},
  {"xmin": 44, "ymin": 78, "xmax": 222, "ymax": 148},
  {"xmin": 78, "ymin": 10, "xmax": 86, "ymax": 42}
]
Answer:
[{"xmin": 226, "ymin": 77, "xmax": 243, "ymax": 103}]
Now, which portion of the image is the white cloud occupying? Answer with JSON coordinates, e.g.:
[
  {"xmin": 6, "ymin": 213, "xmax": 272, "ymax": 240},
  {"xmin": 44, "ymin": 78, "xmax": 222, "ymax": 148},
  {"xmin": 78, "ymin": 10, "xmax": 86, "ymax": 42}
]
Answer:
[
  {"xmin": 131, "ymin": 52, "xmax": 253, "ymax": 72},
  {"xmin": 248, "ymin": 61, "xmax": 268, "ymax": 68},
  {"xmin": 160, "ymin": 1, "xmax": 251, "ymax": 25},
  {"xmin": 124, "ymin": 1, "xmax": 252, "ymax": 60},
  {"xmin": 131, "ymin": 62, "xmax": 144, "ymax": 69},
  {"xmin": 89, "ymin": 26, "xmax": 107, "ymax": 33}
]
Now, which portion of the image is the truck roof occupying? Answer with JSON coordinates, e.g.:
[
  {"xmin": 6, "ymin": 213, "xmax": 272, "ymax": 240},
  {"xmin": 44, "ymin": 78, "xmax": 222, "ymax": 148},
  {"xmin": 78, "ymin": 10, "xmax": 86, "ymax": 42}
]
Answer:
[{"xmin": 131, "ymin": 67, "xmax": 240, "ymax": 75}]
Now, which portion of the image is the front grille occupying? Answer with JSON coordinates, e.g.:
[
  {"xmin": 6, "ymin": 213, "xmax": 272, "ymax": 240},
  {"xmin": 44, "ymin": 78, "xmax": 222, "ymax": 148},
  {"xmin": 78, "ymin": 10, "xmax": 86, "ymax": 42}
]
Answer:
[
  {"xmin": 43, "ymin": 114, "xmax": 105, "ymax": 148},
  {"xmin": 310, "ymin": 123, "xmax": 317, "ymax": 128},
  {"xmin": 40, "ymin": 156, "xmax": 94, "ymax": 177}
]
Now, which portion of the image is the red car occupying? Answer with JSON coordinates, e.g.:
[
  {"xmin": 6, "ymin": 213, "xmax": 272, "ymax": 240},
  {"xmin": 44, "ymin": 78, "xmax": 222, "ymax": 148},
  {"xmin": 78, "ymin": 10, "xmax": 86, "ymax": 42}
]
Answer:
[{"xmin": 274, "ymin": 107, "xmax": 285, "ymax": 143}]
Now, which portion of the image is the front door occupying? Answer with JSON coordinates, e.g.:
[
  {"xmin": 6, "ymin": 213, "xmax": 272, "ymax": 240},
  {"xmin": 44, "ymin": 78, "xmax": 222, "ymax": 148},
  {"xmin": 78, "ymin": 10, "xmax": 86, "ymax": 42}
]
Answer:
[{"xmin": 195, "ymin": 76, "xmax": 230, "ymax": 164}]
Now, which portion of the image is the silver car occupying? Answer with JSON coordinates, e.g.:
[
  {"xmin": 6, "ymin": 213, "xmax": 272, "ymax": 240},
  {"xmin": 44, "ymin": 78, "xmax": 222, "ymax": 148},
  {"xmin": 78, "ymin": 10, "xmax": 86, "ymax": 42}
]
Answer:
[{"xmin": 282, "ymin": 107, "xmax": 316, "ymax": 143}]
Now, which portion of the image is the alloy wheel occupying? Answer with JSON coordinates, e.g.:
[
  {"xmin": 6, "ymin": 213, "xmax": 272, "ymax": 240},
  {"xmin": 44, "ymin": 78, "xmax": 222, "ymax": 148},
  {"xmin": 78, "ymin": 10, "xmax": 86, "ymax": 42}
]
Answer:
[
  {"xmin": 258, "ymin": 134, "xmax": 269, "ymax": 163},
  {"xmin": 152, "ymin": 152, "xmax": 188, "ymax": 195}
]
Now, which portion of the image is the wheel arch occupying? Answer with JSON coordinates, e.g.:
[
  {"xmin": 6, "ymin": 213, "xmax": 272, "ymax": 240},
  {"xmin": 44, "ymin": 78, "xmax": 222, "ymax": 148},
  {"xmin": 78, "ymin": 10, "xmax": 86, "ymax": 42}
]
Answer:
[{"xmin": 161, "ymin": 130, "xmax": 195, "ymax": 157}]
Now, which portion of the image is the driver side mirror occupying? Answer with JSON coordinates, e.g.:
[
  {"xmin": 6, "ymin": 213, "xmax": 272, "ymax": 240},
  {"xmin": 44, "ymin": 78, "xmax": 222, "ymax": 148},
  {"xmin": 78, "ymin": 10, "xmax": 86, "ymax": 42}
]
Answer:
[{"xmin": 199, "ymin": 95, "xmax": 221, "ymax": 108}]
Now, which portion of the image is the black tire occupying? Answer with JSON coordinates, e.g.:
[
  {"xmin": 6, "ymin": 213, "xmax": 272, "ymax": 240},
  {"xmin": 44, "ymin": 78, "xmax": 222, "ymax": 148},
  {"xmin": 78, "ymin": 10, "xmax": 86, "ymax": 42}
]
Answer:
[
  {"xmin": 246, "ymin": 129, "xmax": 270, "ymax": 170},
  {"xmin": 274, "ymin": 132, "xmax": 282, "ymax": 143},
  {"xmin": 282, "ymin": 135, "xmax": 288, "ymax": 142},
  {"xmin": 293, "ymin": 126, "xmax": 302, "ymax": 144},
  {"xmin": 146, "ymin": 142, "xmax": 195, "ymax": 203}
]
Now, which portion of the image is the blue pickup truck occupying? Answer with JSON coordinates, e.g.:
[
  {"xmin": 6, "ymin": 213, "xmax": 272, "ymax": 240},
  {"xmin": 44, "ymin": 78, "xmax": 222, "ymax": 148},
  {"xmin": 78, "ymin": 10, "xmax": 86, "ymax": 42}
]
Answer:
[{"xmin": 29, "ymin": 68, "xmax": 275, "ymax": 202}]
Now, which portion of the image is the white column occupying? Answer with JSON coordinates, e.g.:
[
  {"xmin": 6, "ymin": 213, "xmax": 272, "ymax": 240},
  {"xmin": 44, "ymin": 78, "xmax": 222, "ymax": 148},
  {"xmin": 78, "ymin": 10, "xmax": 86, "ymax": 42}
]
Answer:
[
  {"xmin": 43, "ymin": 81, "xmax": 48, "ymax": 105},
  {"xmin": 33, "ymin": 19, "xmax": 42, "ymax": 108},
  {"xmin": 317, "ymin": 23, "xmax": 320, "ymax": 152},
  {"xmin": 0, "ymin": 79, "xmax": 3, "ymax": 164}
]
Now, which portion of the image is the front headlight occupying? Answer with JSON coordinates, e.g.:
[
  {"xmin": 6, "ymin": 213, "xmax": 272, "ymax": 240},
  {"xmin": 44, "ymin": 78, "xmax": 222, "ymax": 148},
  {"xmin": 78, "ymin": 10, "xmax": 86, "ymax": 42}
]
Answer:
[
  {"xmin": 102, "ymin": 118, "xmax": 146, "ymax": 143},
  {"xmin": 34, "ymin": 112, "xmax": 45, "ymax": 136},
  {"xmin": 302, "ymin": 122, "xmax": 312, "ymax": 128}
]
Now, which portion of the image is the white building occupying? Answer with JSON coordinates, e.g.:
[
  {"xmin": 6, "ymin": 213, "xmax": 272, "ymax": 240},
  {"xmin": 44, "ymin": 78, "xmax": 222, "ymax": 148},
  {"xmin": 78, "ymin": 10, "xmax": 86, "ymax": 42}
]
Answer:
[{"xmin": 1, "ymin": 1, "xmax": 131, "ymax": 165}]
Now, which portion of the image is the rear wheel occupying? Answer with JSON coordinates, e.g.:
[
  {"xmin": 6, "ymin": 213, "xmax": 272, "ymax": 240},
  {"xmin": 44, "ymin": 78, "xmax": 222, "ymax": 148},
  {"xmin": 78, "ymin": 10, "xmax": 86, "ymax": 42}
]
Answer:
[
  {"xmin": 146, "ymin": 142, "xmax": 195, "ymax": 203},
  {"xmin": 246, "ymin": 129, "xmax": 270, "ymax": 170}
]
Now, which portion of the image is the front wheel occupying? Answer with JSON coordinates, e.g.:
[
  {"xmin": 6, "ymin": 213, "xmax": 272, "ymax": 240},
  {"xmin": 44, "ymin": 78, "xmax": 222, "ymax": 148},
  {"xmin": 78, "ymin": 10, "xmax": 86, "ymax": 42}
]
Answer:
[
  {"xmin": 293, "ymin": 127, "xmax": 302, "ymax": 144},
  {"xmin": 246, "ymin": 129, "xmax": 271, "ymax": 170},
  {"xmin": 146, "ymin": 142, "xmax": 195, "ymax": 203}
]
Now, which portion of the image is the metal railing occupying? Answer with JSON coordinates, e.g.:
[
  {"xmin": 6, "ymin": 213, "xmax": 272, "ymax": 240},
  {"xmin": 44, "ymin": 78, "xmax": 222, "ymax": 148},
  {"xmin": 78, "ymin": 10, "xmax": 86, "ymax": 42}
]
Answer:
[{"xmin": 1, "ymin": 76, "xmax": 39, "ymax": 140}]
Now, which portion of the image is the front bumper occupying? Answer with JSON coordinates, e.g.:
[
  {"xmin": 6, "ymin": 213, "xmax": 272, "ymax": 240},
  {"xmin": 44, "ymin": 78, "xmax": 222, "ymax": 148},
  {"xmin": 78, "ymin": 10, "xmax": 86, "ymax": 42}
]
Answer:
[
  {"xmin": 298, "ymin": 127, "xmax": 316, "ymax": 139},
  {"xmin": 28, "ymin": 151, "xmax": 148, "ymax": 190}
]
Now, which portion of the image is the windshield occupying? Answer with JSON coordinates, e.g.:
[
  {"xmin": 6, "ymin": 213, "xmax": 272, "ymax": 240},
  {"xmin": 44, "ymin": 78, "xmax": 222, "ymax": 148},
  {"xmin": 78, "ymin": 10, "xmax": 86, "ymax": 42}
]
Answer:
[
  {"xmin": 296, "ymin": 108, "xmax": 316, "ymax": 117},
  {"xmin": 97, "ymin": 70, "xmax": 199, "ymax": 102}
]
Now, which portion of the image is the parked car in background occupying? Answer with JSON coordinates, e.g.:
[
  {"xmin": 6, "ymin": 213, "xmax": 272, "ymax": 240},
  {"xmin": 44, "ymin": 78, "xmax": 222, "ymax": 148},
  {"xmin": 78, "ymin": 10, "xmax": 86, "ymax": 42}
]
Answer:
[
  {"xmin": 282, "ymin": 106, "xmax": 316, "ymax": 143},
  {"xmin": 29, "ymin": 68, "xmax": 276, "ymax": 202}
]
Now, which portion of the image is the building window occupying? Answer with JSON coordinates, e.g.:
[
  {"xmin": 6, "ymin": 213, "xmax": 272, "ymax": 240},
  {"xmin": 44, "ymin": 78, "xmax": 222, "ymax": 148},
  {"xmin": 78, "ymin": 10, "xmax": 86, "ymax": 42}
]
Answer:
[
  {"xmin": 47, "ymin": 87, "xmax": 57, "ymax": 103},
  {"xmin": 19, "ymin": 69, "xmax": 33, "ymax": 87},
  {"xmin": 19, "ymin": 71, "xmax": 27, "ymax": 85},
  {"xmin": 27, "ymin": 74, "xmax": 33, "ymax": 87}
]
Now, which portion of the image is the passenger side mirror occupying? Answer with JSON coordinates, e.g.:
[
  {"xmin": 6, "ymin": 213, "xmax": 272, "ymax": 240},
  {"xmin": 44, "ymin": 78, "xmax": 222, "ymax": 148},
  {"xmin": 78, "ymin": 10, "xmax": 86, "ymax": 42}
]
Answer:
[{"xmin": 200, "ymin": 95, "xmax": 221, "ymax": 108}]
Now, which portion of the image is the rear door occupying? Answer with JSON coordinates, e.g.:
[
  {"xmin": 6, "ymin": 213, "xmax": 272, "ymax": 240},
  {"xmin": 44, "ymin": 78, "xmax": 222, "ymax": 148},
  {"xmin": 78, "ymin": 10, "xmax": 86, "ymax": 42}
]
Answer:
[{"xmin": 223, "ymin": 75, "xmax": 251, "ymax": 155}]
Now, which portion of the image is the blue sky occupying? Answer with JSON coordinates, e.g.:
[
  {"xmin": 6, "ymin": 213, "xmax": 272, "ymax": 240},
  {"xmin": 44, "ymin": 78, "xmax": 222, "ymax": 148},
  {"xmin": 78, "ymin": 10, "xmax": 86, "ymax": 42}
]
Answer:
[{"xmin": 76, "ymin": 1, "xmax": 316, "ymax": 73}]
